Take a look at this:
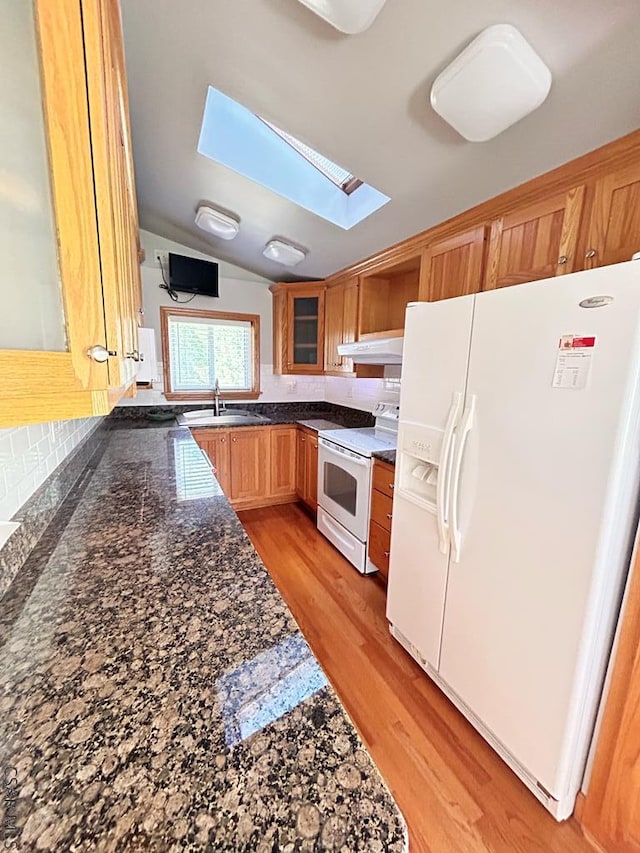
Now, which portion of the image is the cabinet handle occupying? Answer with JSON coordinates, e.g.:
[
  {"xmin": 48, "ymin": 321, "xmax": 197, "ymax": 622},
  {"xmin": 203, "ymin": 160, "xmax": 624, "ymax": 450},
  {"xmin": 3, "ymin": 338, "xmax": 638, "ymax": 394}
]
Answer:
[
  {"xmin": 126, "ymin": 349, "xmax": 141, "ymax": 361},
  {"xmin": 557, "ymin": 255, "xmax": 569, "ymax": 265},
  {"xmin": 384, "ymin": 551, "xmax": 390, "ymax": 558},
  {"xmin": 86, "ymin": 344, "xmax": 116, "ymax": 362},
  {"xmin": 386, "ymin": 513, "xmax": 393, "ymax": 520},
  {"xmin": 585, "ymin": 248, "xmax": 597, "ymax": 259}
]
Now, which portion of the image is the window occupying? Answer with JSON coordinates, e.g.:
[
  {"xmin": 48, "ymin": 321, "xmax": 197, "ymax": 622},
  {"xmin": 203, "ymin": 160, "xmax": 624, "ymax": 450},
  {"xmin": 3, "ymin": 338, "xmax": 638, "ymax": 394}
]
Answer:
[
  {"xmin": 197, "ymin": 86, "xmax": 390, "ymax": 230},
  {"xmin": 160, "ymin": 307, "xmax": 260, "ymax": 401},
  {"xmin": 258, "ymin": 118, "xmax": 362, "ymax": 195}
]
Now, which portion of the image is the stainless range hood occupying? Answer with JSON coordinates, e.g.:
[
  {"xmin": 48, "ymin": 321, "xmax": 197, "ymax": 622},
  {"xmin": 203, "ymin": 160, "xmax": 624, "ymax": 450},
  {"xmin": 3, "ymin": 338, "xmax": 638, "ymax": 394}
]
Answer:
[{"xmin": 337, "ymin": 336, "xmax": 404, "ymax": 364}]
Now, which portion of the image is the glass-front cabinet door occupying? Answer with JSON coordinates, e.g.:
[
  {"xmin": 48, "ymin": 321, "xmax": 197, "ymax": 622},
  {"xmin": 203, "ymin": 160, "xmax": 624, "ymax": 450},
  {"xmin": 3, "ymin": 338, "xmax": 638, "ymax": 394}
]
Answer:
[
  {"xmin": 0, "ymin": 0, "xmax": 143, "ymax": 427},
  {"xmin": 286, "ymin": 286, "xmax": 326, "ymax": 374}
]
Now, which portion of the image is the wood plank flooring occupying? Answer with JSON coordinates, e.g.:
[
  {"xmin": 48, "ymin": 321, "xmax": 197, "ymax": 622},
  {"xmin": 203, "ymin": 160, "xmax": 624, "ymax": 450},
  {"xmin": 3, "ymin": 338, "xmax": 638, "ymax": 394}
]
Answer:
[{"xmin": 238, "ymin": 503, "xmax": 594, "ymax": 853}]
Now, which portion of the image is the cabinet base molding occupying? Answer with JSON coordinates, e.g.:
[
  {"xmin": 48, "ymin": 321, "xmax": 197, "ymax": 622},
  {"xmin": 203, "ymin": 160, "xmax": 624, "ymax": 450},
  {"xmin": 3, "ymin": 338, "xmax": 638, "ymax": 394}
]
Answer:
[{"xmin": 231, "ymin": 493, "xmax": 298, "ymax": 512}]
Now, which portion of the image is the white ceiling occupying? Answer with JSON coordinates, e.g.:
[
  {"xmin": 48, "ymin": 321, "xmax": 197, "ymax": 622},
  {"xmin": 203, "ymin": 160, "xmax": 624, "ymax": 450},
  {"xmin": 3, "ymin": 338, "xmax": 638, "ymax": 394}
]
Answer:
[{"xmin": 121, "ymin": 0, "xmax": 640, "ymax": 282}]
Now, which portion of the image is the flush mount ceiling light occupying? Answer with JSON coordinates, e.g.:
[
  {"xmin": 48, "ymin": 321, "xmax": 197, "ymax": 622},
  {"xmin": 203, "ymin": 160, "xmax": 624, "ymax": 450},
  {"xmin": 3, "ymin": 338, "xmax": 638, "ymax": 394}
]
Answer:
[
  {"xmin": 430, "ymin": 24, "xmax": 552, "ymax": 142},
  {"xmin": 296, "ymin": 0, "xmax": 387, "ymax": 34},
  {"xmin": 194, "ymin": 204, "xmax": 240, "ymax": 240},
  {"xmin": 263, "ymin": 239, "xmax": 307, "ymax": 267}
]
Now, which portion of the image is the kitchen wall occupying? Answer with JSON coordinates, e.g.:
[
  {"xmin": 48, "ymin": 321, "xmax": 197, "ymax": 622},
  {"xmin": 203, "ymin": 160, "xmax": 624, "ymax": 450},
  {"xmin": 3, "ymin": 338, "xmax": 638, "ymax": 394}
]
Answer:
[
  {"xmin": 127, "ymin": 230, "xmax": 402, "ymax": 411},
  {"xmin": 0, "ymin": 417, "xmax": 100, "ymax": 522}
]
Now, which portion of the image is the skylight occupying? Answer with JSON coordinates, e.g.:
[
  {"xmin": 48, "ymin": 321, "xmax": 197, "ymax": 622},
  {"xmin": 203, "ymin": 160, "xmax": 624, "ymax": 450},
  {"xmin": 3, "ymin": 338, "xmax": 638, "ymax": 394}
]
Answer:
[
  {"xmin": 259, "ymin": 118, "xmax": 362, "ymax": 195},
  {"xmin": 197, "ymin": 86, "xmax": 389, "ymax": 230}
]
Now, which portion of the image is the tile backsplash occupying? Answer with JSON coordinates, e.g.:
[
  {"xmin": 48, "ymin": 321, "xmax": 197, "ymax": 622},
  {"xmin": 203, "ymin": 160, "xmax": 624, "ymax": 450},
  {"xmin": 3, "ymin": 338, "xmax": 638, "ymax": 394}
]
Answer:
[
  {"xmin": 0, "ymin": 417, "xmax": 101, "ymax": 521},
  {"xmin": 119, "ymin": 365, "xmax": 400, "ymax": 413}
]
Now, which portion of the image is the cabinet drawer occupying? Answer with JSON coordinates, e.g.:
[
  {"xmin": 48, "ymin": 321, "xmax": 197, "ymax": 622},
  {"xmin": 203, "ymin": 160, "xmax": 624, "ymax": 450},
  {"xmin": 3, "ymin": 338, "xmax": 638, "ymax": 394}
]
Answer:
[
  {"xmin": 370, "ymin": 488, "xmax": 393, "ymax": 532},
  {"xmin": 372, "ymin": 460, "xmax": 396, "ymax": 499},
  {"xmin": 368, "ymin": 520, "xmax": 391, "ymax": 579}
]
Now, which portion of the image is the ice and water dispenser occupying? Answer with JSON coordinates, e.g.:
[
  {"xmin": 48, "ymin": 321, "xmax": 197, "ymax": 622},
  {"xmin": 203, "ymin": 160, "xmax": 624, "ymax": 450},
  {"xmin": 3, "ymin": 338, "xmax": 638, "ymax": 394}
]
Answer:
[{"xmin": 397, "ymin": 422, "xmax": 444, "ymax": 512}]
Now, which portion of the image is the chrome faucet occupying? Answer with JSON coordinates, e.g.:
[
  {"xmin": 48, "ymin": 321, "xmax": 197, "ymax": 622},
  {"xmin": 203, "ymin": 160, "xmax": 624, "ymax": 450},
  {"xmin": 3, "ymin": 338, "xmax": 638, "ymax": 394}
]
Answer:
[{"xmin": 213, "ymin": 378, "xmax": 222, "ymax": 417}]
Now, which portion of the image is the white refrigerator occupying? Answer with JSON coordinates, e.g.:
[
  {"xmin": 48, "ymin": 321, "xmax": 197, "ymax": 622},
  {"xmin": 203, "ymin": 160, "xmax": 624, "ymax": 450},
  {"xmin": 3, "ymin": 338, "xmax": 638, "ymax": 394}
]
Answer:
[{"xmin": 387, "ymin": 261, "xmax": 640, "ymax": 820}]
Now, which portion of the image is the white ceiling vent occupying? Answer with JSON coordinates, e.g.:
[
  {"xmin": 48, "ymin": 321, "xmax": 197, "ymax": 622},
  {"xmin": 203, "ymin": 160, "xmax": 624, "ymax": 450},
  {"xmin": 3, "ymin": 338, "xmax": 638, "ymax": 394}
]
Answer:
[
  {"xmin": 296, "ymin": 0, "xmax": 387, "ymax": 34},
  {"xmin": 430, "ymin": 25, "xmax": 552, "ymax": 142}
]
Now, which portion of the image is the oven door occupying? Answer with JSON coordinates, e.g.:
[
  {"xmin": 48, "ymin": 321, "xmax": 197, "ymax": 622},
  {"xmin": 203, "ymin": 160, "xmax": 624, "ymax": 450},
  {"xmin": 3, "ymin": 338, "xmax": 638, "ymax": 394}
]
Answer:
[{"xmin": 318, "ymin": 438, "xmax": 372, "ymax": 542}]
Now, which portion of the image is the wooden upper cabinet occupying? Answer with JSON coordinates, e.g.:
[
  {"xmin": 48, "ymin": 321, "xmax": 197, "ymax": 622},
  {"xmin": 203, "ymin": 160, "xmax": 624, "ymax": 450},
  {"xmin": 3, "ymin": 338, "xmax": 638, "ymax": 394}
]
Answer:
[
  {"xmin": 419, "ymin": 226, "xmax": 487, "ymax": 301},
  {"xmin": 84, "ymin": 0, "xmax": 142, "ymax": 392},
  {"xmin": 324, "ymin": 283, "xmax": 344, "ymax": 372},
  {"xmin": 271, "ymin": 283, "xmax": 326, "ymax": 375},
  {"xmin": 584, "ymin": 162, "xmax": 640, "ymax": 269},
  {"xmin": 484, "ymin": 186, "xmax": 586, "ymax": 290},
  {"xmin": 324, "ymin": 278, "xmax": 358, "ymax": 374},
  {"xmin": 0, "ymin": 0, "xmax": 142, "ymax": 427}
]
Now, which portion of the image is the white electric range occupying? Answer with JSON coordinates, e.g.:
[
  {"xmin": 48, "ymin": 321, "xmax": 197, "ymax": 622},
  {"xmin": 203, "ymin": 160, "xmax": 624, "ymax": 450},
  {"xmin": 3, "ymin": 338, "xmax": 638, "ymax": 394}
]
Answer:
[{"xmin": 317, "ymin": 402, "xmax": 399, "ymax": 573}]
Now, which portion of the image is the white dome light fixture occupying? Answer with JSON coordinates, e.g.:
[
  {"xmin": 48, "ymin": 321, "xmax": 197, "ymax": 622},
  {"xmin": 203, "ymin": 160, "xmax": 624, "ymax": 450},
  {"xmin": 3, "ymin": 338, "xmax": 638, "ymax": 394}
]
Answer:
[
  {"xmin": 263, "ymin": 239, "xmax": 307, "ymax": 267},
  {"xmin": 296, "ymin": 0, "xmax": 387, "ymax": 34},
  {"xmin": 194, "ymin": 204, "xmax": 240, "ymax": 240},
  {"xmin": 430, "ymin": 25, "xmax": 552, "ymax": 143}
]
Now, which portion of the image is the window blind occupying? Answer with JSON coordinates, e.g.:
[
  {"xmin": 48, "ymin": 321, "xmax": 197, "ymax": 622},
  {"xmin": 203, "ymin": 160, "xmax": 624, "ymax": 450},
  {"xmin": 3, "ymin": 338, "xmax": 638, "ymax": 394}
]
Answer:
[{"xmin": 167, "ymin": 314, "xmax": 252, "ymax": 392}]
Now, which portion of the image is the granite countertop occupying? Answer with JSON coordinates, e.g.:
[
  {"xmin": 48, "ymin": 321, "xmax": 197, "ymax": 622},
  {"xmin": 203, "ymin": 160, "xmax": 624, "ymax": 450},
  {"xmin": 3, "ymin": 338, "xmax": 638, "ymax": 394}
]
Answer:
[
  {"xmin": 0, "ymin": 427, "xmax": 406, "ymax": 851},
  {"xmin": 107, "ymin": 404, "xmax": 375, "ymax": 435},
  {"xmin": 372, "ymin": 450, "xmax": 397, "ymax": 466},
  {"xmin": 296, "ymin": 419, "xmax": 345, "ymax": 432}
]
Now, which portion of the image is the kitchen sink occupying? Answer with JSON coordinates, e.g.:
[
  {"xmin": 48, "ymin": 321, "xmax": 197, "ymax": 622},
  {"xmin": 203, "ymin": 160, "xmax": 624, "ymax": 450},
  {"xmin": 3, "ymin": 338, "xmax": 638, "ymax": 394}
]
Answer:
[{"xmin": 176, "ymin": 409, "xmax": 272, "ymax": 427}]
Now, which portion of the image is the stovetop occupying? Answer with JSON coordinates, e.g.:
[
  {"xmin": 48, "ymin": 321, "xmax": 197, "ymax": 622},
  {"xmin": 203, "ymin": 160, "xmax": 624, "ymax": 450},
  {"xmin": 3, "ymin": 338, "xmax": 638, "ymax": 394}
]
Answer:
[{"xmin": 318, "ymin": 426, "xmax": 398, "ymax": 457}]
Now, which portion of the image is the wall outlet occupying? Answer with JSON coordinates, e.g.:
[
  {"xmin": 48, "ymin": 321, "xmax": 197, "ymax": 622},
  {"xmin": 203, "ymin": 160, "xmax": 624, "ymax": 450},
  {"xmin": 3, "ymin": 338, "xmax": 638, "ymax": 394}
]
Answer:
[
  {"xmin": 154, "ymin": 250, "xmax": 169, "ymax": 268},
  {"xmin": 286, "ymin": 380, "xmax": 297, "ymax": 394},
  {"xmin": 346, "ymin": 385, "xmax": 354, "ymax": 399}
]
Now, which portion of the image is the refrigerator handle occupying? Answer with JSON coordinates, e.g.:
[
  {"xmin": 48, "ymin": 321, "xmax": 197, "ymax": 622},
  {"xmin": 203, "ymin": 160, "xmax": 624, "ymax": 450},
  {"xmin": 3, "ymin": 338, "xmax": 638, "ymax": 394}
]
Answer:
[
  {"xmin": 437, "ymin": 392, "xmax": 463, "ymax": 554},
  {"xmin": 450, "ymin": 395, "xmax": 476, "ymax": 563}
]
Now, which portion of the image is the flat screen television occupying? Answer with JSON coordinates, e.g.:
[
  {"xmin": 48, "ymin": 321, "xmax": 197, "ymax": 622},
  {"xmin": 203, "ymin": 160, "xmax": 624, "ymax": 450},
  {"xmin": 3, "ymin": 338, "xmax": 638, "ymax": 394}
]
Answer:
[{"xmin": 168, "ymin": 252, "xmax": 219, "ymax": 297}]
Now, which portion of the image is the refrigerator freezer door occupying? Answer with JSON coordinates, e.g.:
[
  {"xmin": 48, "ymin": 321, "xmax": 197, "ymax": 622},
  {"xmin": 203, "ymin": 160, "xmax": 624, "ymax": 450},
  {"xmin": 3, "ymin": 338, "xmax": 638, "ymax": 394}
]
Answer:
[
  {"xmin": 387, "ymin": 295, "xmax": 475, "ymax": 668},
  {"xmin": 439, "ymin": 262, "xmax": 640, "ymax": 805}
]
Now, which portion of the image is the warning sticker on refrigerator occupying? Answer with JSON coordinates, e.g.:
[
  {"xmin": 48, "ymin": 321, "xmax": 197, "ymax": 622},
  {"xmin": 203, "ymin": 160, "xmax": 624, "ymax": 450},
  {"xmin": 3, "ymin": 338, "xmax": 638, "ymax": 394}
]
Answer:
[{"xmin": 552, "ymin": 335, "xmax": 596, "ymax": 389}]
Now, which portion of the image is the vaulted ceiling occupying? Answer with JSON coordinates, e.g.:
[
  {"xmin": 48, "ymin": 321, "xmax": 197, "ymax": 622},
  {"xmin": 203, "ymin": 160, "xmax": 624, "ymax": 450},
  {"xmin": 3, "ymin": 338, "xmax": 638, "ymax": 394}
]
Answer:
[{"xmin": 121, "ymin": 0, "xmax": 640, "ymax": 281}]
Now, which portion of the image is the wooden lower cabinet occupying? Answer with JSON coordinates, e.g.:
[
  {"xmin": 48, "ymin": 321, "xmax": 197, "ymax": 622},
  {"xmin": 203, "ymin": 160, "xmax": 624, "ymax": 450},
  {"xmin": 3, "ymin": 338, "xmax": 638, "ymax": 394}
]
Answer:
[
  {"xmin": 191, "ymin": 429, "xmax": 231, "ymax": 494},
  {"xmin": 270, "ymin": 427, "xmax": 298, "ymax": 498},
  {"xmin": 192, "ymin": 424, "xmax": 303, "ymax": 510},
  {"xmin": 229, "ymin": 429, "xmax": 269, "ymax": 504},
  {"xmin": 367, "ymin": 459, "xmax": 395, "ymax": 580},
  {"xmin": 296, "ymin": 426, "xmax": 319, "ymax": 513}
]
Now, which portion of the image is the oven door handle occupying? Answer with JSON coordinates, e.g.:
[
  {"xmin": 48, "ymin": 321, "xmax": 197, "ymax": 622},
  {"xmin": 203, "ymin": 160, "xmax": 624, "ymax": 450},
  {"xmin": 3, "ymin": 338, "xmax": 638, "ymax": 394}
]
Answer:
[{"xmin": 318, "ymin": 438, "xmax": 371, "ymax": 467}]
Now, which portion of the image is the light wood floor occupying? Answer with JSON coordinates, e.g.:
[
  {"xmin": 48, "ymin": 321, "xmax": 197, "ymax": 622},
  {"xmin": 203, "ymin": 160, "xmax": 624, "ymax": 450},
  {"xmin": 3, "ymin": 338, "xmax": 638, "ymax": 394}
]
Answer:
[{"xmin": 239, "ymin": 503, "xmax": 593, "ymax": 853}]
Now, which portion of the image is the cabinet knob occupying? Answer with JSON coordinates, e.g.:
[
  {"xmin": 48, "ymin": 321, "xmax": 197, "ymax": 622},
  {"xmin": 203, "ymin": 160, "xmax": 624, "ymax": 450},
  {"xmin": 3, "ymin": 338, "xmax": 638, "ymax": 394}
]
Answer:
[
  {"xmin": 232, "ymin": 437, "xmax": 237, "ymax": 443},
  {"xmin": 220, "ymin": 437, "xmax": 225, "ymax": 443},
  {"xmin": 389, "ymin": 483, "xmax": 394, "ymax": 490},
  {"xmin": 386, "ymin": 513, "xmax": 393, "ymax": 520},
  {"xmin": 384, "ymin": 551, "xmax": 390, "ymax": 558},
  {"xmin": 301, "ymin": 437, "xmax": 306, "ymax": 442},
  {"xmin": 557, "ymin": 255, "xmax": 569, "ymax": 265},
  {"xmin": 126, "ymin": 349, "xmax": 141, "ymax": 361},
  {"xmin": 86, "ymin": 345, "xmax": 116, "ymax": 363},
  {"xmin": 585, "ymin": 248, "xmax": 597, "ymax": 259}
]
